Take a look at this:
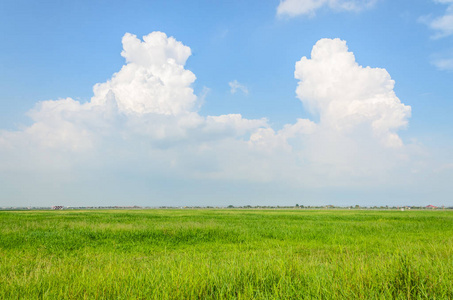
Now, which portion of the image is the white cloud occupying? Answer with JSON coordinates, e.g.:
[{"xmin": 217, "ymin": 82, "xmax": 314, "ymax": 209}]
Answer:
[
  {"xmin": 92, "ymin": 32, "xmax": 197, "ymax": 115},
  {"xmin": 0, "ymin": 32, "xmax": 437, "ymax": 206},
  {"xmin": 293, "ymin": 38, "xmax": 411, "ymax": 148},
  {"xmin": 0, "ymin": 32, "xmax": 268, "ymax": 175},
  {"xmin": 276, "ymin": 0, "xmax": 377, "ymax": 17},
  {"xmin": 245, "ymin": 38, "xmax": 413, "ymax": 182},
  {"xmin": 431, "ymin": 52, "xmax": 453, "ymax": 70},
  {"xmin": 229, "ymin": 80, "xmax": 249, "ymax": 95},
  {"xmin": 420, "ymin": 1, "xmax": 453, "ymax": 39},
  {"xmin": 420, "ymin": 2, "xmax": 453, "ymax": 72}
]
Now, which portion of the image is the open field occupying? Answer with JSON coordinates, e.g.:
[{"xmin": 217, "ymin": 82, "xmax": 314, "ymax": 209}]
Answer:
[{"xmin": 1, "ymin": 209, "xmax": 453, "ymax": 299}]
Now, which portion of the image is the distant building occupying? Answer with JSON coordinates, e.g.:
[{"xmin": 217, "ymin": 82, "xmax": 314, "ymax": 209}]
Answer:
[
  {"xmin": 52, "ymin": 206, "xmax": 64, "ymax": 210},
  {"xmin": 426, "ymin": 205, "xmax": 438, "ymax": 209}
]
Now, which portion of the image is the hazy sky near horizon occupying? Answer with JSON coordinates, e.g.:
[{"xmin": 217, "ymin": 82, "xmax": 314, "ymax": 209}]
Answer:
[{"xmin": 1, "ymin": 0, "xmax": 452, "ymax": 207}]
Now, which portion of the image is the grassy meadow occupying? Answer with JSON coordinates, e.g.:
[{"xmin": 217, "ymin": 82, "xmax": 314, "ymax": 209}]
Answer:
[{"xmin": 1, "ymin": 209, "xmax": 453, "ymax": 299}]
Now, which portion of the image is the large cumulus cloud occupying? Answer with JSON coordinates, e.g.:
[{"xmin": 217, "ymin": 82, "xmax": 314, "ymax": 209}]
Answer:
[
  {"xmin": 92, "ymin": 32, "xmax": 196, "ymax": 115},
  {"xmin": 248, "ymin": 38, "xmax": 412, "ymax": 182},
  {"xmin": 294, "ymin": 38, "xmax": 411, "ymax": 148},
  {"xmin": 0, "ymin": 32, "xmax": 427, "ymax": 206}
]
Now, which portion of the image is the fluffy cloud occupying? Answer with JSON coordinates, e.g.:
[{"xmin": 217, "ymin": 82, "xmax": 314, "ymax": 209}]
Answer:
[
  {"xmin": 246, "ymin": 38, "xmax": 412, "ymax": 182},
  {"xmin": 91, "ymin": 32, "xmax": 197, "ymax": 115},
  {"xmin": 277, "ymin": 0, "xmax": 376, "ymax": 17},
  {"xmin": 293, "ymin": 38, "xmax": 411, "ymax": 147},
  {"xmin": 0, "ymin": 32, "xmax": 268, "ymax": 175},
  {"xmin": 0, "ymin": 32, "xmax": 421, "ymax": 206}
]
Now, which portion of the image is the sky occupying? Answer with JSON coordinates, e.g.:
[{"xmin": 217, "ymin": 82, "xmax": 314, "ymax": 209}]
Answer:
[{"xmin": 0, "ymin": 0, "xmax": 452, "ymax": 207}]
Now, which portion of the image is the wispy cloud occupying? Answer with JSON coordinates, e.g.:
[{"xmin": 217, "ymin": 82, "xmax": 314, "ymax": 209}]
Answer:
[
  {"xmin": 420, "ymin": 1, "xmax": 453, "ymax": 39},
  {"xmin": 432, "ymin": 54, "xmax": 453, "ymax": 71},
  {"xmin": 276, "ymin": 0, "xmax": 377, "ymax": 18},
  {"xmin": 229, "ymin": 80, "xmax": 249, "ymax": 95},
  {"xmin": 420, "ymin": 1, "xmax": 453, "ymax": 71}
]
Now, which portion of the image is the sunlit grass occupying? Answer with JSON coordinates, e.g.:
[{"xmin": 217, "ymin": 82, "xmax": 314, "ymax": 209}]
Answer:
[{"xmin": 1, "ymin": 209, "xmax": 452, "ymax": 298}]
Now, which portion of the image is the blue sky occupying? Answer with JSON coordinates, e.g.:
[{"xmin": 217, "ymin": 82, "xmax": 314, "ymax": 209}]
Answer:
[{"xmin": 0, "ymin": 0, "xmax": 452, "ymax": 207}]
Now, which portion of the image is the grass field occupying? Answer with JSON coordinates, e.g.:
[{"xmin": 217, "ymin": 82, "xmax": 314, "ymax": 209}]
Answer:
[{"xmin": 1, "ymin": 209, "xmax": 452, "ymax": 299}]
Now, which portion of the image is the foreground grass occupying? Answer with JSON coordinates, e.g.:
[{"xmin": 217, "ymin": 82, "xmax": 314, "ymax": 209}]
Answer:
[{"xmin": 1, "ymin": 209, "xmax": 452, "ymax": 299}]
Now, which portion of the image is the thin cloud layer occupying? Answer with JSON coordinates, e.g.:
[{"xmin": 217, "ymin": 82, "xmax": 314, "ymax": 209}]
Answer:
[
  {"xmin": 277, "ymin": 0, "xmax": 376, "ymax": 17},
  {"xmin": 0, "ymin": 32, "xmax": 419, "ymax": 206}
]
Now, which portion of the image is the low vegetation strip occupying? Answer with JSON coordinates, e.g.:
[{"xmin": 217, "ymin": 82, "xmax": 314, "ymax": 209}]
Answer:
[{"xmin": 1, "ymin": 209, "xmax": 452, "ymax": 299}]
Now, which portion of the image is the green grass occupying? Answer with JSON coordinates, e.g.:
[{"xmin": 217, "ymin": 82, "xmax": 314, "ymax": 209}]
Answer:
[{"xmin": 1, "ymin": 209, "xmax": 453, "ymax": 299}]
